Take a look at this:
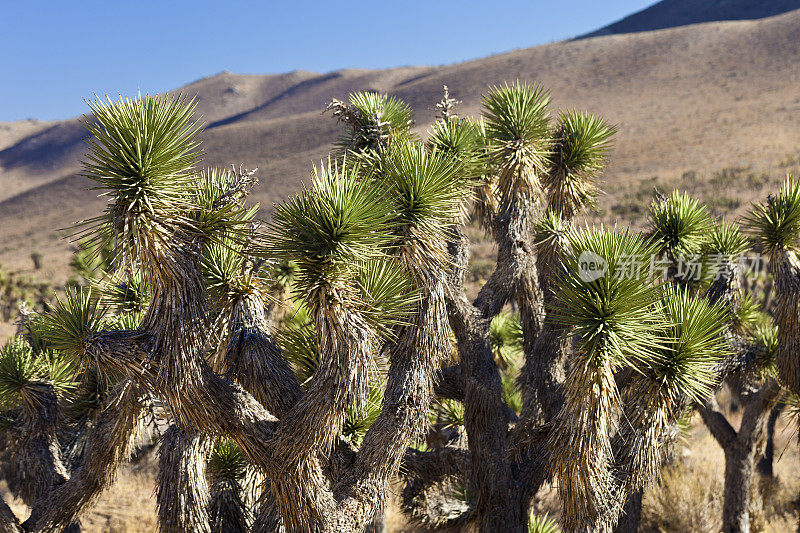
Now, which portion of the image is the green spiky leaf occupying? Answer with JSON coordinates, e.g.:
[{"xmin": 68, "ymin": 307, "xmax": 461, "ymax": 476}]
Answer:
[
  {"xmin": 190, "ymin": 167, "xmax": 259, "ymax": 241},
  {"xmin": 489, "ymin": 312, "xmax": 523, "ymax": 369},
  {"xmin": 427, "ymin": 117, "xmax": 486, "ymax": 182},
  {"xmin": 649, "ymin": 287, "xmax": 729, "ymax": 403},
  {"xmin": 744, "ymin": 176, "xmax": 800, "ymax": 257},
  {"xmin": 545, "ymin": 110, "xmax": 616, "ymax": 218},
  {"xmin": 343, "ymin": 382, "xmax": 384, "ymax": 447},
  {"xmin": 529, "ymin": 512, "xmax": 561, "ymax": 533},
  {"xmin": 379, "ymin": 140, "xmax": 467, "ymax": 270},
  {"xmin": 0, "ymin": 337, "xmax": 74, "ymax": 410},
  {"xmin": 328, "ymin": 92, "xmax": 414, "ymax": 156},
  {"xmin": 268, "ymin": 159, "xmax": 391, "ymax": 306},
  {"xmin": 79, "ymin": 93, "xmax": 203, "ymax": 267},
  {"xmin": 435, "ymin": 398, "xmax": 465, "ymax": 430},
  {"xmin": 355, "ymin": 258, "xmax": 418, "ymax": 335},
  {"xmin": 551, "ymin": 227, "xmax": 665, "ymax": 370},
  {"xmin": 275, "ymin": 320, "xmax": 319, "ymax": 386},
  {"xmin": 648, "ymin": 191, "xmax": 713, "ymax": 259},
  {"xmin": 705, "ymin": 221, "xmax": 750, "ymax": 258},
  {"xmin": 482, "ymin": 81, "xmax": 551, "ymax": 201},
  {"xmin": 208, "ymin": 439, "xmax": 247, "ymax": 481},
  {"xmin": 38, "ymin": 286, "xmax": 106, "ymax": 362}
]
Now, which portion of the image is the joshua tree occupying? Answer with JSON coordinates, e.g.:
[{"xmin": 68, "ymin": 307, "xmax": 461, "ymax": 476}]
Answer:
[{"xmin": 0, "ymin": 83, "xmax": 796, "ymax": 533}]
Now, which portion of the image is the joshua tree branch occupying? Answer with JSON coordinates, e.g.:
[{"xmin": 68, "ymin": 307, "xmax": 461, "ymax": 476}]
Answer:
[
  {"xmin": 445, "ymin": 226, "xmax": 524, "ymax": 532},
  {"xmin": 435, "ymin": 364, "xmax": 465, "ymax": 401},
  {"xmin": 25, "ymin": 381, "xmax": 148, "ymax": 532},
  {"xmin": 0, "ymin": 496, "xmax": 21, "ymax": 533},
  {"xmin": 399, "ymin": 446, "xmax": 474, "ymax": 530},
  {"xmin": 156, "ymin": 425, "xmax": 211, "ymax": 533},
  {"xmin": 224, "ymin": 294, "xmax": 302, "ymax": 417},
  {"xmin": 697, "ymin": 395, "xmax": 737, "ymax": 450}
]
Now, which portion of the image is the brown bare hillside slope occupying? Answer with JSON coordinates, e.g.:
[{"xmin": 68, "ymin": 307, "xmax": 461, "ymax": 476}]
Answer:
[
  {"xmin": 583, "ymin": 0, "xmax": 800, "ymax": 37},
  {"xmin": 1, "ymin": 8, "xmax": 799, "ymax": 278}
]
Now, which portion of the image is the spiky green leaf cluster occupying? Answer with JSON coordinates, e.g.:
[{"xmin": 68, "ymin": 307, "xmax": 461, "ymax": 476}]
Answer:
[
  {"xmin": 744, "ymin": 176, "xmax": 800, "ymax": 257},
  {"xmin": 427, "ymin": 117, "xmax": 486, "ymax": 182},
  {"xmin": 95, "ymin": 271, "xmax": 149, "ymax": 315},
  {"xmin": 268, "ymin": 259, "xmax": 299, "ymax": 293},
  {"xmin": 38, "ymin": 287, "xmax": 106, "ymax": 362},
  {"xmin": 80, "ymin": 94, "xmax": 203, "ymax": 265},
  {"xmin": 489, "ymin": 312, "xmax": 523, "ymax": 369},
  {"xmin": 435, "ymin": 398, "xmax": 465, "ymax": 430},
  {"xmin": 208, "ymin": 440, "xmax": 248, "ymax": 481},
  {"xmin": 342, "ymin": 382, "xmax": 384, "ymax": 447},
  {"xmin": 482, "ymin": 81, "xmax": 551, "ymax": 201},
  {"xmin": 330, "ymin": 92, "xmax": 414, "ymax": 155},
  {"xmin": 201, "ymin": 238, "xmax": 264, "ymax": 310},
  {"xmin": 731, "ymin": 292, "xmax": 762, "ymax": 335},
  {"xmin": 355, "ymin": 259, "xmax": 418, "ymax": 334},
  {"xmin": 189, "ymin": 167, "xmax": 259, "ymax": 241},
  {"xmin": 0, "ymin": 337, "xmax": 73, "ymax": 410},
  {"xmin": 275, "ymin": 319, "xmax": 319, "ymax": 386},
  {"xmin": 269, "ymin": 159, "xmax": 391, "ymax": 303},
  {"xmin": 753, "ymin": 324, "xmax": 779, "ymax": 376},
  {"xmin": 545, "ymin": 110, "xmax": 616, "ymax": 218},
  {"xmin": 529, "ymin": 512, "xmax": 561, "ymax": 533},
  {"xmin": 551, "ymin": 227, "xmax": 664, "ymax": 369},
  {"xmin": 379, "ymin": 140, "xmax": 467, "ymax": 270},
  {"xmin": 648, "ymin": 191, "xmax": 713, "ymax": 259},
  {"xmin": 502, "ymin": 374, "xmax": 523, "ymax": 415},
  {"xmin": 649, "ymin": 288, "xmax": 728, "ymax": 403},
  {"xmin": 534, "ymin": 210, "xmax": 571, "ymax": 264},
  {"xmin": 269, "ymin": 160, "xmax": 417, "ymax": 330},
  {"xmin": 705, "ymin": 221, "xmax": 750, "ymax": 258}
]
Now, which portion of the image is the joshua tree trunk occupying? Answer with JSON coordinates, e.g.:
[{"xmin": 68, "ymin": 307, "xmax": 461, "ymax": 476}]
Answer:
[
  {"xmin": 0, "ymin": 497, "xmax": 21, "ymax": 533},
  {"xmin": 446, "ymin": 227, "xmax": 526, "ymax": 532},
  {"xmin": 756, "ymin": 402, "xmax": 783, "ymax": 477},
  {"xmin": 156, "ymin": 426, "xmax": 211, "ymax": 533},
  {"xmin": 699, "ymin": 380, "xmax": 781, "ymax": 533},
  {"xmin": 613, "ymin": 489, "xmax": 643, "ymax": 533},
  {"xmin": 24, "ymin": 382, "xmax": 147, "ymax": 532}
]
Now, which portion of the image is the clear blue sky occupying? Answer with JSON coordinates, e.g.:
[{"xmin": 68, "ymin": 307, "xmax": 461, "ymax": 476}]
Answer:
[{"xmin": 0, "ymin": 0, "xmax": 656, "ymax": 122}]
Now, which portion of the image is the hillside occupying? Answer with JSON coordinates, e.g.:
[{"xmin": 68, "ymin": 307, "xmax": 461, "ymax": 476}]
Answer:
[
  {"xmin": 1, "ymin": 7, "xmax": 799, "ymax": 281},
  {"xmin": 583, "ymin": 0, "xmax": 800, "ymax": 37}
]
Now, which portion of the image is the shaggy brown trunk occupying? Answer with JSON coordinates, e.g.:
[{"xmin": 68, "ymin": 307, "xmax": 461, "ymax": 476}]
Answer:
[
  {"xmin": 156, "ymin": 426, "xmax": 211, "ymax": 533},
  {"xmin": 756, "ymin": 403, "xmax": 782, "ymax": 477},
  {"xmin": 24, "ymin": 381, "xmax": 146, "ymax": 532},
  {"xmin": 0, "ymin": 497, "xmax": 21, "ymax": 533},
  {"xmin": 699, "ymin": 381, "xmax": 781, "ymax": 533},
  {"xmin": 208, "ymin": 478, "xmax": 250, "ymax": 533},
  {"xmin": 224, "ymin": 293, "xmax": 302, "ymax": 417},
  {"xmin": 333, "ymin": 278, "xmax": 449, "ymax": 530},
  {"xmin": 446, "ymin": 227, "xmax": 526, "ymax": 532},
  {"xmin": 612, "ymin": 489, "xmax": 643, "ymax": 533}
]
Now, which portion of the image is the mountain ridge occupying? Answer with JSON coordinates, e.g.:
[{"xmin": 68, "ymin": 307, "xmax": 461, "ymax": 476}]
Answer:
[{"xmin": 581, "ymin": 0, "xmax": 800, "ymax": 37}]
